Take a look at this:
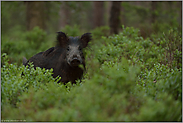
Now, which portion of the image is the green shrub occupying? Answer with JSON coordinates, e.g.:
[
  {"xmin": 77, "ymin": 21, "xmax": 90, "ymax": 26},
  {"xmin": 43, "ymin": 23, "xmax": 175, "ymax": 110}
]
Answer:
[
  {"xmin": 1, "ymin": 27, "xmax": 53, "ymax": 65},
  {"xmin": 137, "ymin": 93, "xmax": 182, "ymax": 121},
  {"xmin": 1, "ymin": 25, "xmax": 182, "ymax": 122},
  {"xmin": 150, "ymin": 27, "xmax": 182, "ymax": 69},
  {"xmin": 90, "ymin": 26, "xmax": 110, "ymax": 40},
  {"xmin": 61, "ymin": 24, "xmax": 83, "ymax": 37},
  {"xmin": 1, "ymin": 53, "xmax": 60, "ymax": 107},
  {"xmin": 23, "ymin": 26, "xmax": 47, "ymax": 49}
]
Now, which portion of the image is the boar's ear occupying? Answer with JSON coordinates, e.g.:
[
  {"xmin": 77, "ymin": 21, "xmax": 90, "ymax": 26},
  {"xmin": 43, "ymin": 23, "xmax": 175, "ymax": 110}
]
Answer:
[
  {"xmin": 80, "ymin": 33, "xmax": 92, "ymax": 48},
  {"xmin": 56, "ymin": 32, "xmax": 68, "ymax": 46}
]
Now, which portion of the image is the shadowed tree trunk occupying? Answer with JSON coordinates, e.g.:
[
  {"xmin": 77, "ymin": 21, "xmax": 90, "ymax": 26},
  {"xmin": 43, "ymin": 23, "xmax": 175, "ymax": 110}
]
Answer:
[
  {"xmin": 59, "ymin": 2, "xmax": 70, "ymax": 29},
  {"xmin": 25, "ymin": 1, "xmax": 46, "ymax": 31},
  {"xmin": 93, "ymin": 1, "xmax": 104, "ymax": 28},
  {"xmin": 121, "ymin": 2, "xmax": 125, "ymax": 26},
  {"xmin": 109, "ymin": 1, "xmax": 121, "ymax": 34},
  {"xmin": 177, "ymin": 1, "xmax": 182, "ymax": 27},
  {"xmin": 151, "ymin": 1, "xmax": 157, "ymax": 24}
]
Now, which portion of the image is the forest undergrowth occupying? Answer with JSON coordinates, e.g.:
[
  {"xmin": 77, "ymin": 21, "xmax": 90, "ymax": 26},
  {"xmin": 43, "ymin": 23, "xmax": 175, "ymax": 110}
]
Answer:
[{"xmin": 1, "ymin": 25, "xmax": 182, "ymax": 121}]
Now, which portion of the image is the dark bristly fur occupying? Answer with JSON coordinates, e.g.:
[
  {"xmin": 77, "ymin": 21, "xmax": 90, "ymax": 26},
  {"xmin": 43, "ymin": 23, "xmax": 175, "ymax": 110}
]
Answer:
[{"xmin": 23, "ymin": 32, "xmax": 92, "ymax": 84}]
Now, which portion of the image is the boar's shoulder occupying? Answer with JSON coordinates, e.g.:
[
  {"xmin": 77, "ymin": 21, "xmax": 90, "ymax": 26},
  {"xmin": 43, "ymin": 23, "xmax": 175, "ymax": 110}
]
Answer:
[{"xmin": 42, "ymin": 47, "xmax": 55, "ymax": 56}]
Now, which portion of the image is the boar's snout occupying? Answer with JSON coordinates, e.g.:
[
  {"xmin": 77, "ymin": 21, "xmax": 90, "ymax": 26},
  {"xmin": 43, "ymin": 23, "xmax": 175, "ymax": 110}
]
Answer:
[
  {"xmin": 70, "ymin": 58, "xmax": 81, "ymax": 66},
  {"xmin": 68, "ymin": 55, "xmax": 82, "ymax": 67}
]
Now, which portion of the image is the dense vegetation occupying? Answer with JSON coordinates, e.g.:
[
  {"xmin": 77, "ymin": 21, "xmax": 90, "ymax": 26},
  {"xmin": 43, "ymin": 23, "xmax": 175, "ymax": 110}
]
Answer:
[
  {"xmin": 1, "ymin": 1, "xmax": 182, "ymax": 122},
  {"xmin": 1, "ymin": 25, "xmax": 182, "ymax": 121}
]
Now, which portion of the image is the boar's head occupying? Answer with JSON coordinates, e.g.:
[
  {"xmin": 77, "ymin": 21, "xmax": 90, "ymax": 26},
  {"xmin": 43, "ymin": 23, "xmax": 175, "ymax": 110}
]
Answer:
[{"xmin": 56, "ymin": 32, "xmax": 92, "ymax": 67}]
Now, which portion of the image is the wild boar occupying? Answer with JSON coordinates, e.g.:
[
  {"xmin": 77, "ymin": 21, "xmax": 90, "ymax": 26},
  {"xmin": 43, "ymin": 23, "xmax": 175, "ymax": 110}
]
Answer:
[{"xmin": 23, "ymin": 32, "xmax": 92, "ymax": 84}]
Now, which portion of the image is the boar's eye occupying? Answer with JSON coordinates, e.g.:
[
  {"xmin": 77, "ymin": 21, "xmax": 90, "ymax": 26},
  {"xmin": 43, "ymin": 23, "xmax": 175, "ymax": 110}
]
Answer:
[{"xmin": 67, "ymin": 47, "xmax": 70, "ymax": 51}]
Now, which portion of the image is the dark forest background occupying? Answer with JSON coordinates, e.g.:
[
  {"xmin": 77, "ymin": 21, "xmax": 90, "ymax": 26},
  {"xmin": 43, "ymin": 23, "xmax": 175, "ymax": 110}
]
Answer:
[{"xmin": 2, "ymin": 1, "xmax": 182, "ymax": 36}]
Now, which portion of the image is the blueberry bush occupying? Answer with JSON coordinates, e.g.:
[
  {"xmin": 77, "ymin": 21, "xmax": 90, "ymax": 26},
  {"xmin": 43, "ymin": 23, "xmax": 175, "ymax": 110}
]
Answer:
[{"xmin": 1, "ymin": 25, "xmax": 182, "ymax": 122}]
